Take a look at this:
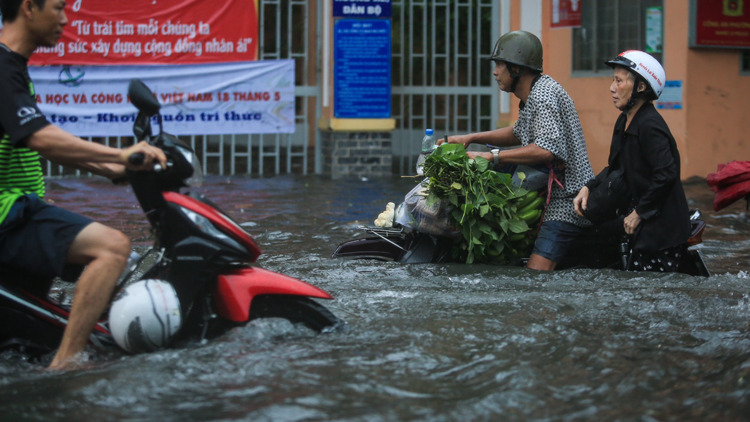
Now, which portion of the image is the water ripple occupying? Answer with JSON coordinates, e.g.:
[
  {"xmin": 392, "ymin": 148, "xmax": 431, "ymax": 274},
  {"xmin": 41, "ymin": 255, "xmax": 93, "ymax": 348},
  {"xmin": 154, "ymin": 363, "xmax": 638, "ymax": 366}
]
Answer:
[{"xmin": 1, "ymin": 176, "xmax": 749, "ymax": 420}]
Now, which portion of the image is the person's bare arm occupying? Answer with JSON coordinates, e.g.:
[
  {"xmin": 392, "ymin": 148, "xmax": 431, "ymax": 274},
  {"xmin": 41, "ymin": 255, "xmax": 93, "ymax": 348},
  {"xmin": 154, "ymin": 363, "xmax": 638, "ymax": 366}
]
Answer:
[
  {"xmin": 437, "ymin": 126, "xmax": 521, "ymax": 148},
  {"xmin": 466, "ymin": 143, "xmax": 555, "ymax": 166},
  {"xmin": 26, "ymin": 125, "xmax": 166, "ymax": 178}
]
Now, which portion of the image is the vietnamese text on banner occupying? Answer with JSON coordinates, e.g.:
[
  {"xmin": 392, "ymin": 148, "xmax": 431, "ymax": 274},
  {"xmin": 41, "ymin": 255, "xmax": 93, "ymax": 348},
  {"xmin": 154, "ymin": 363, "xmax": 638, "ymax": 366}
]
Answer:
[
  {"xmin": 29, "ymin": 0, "xmax": 258, "ymax": 65},
  {"xmin": 29, "ymin": 61, "xmax": 296, "ymax": 137}
]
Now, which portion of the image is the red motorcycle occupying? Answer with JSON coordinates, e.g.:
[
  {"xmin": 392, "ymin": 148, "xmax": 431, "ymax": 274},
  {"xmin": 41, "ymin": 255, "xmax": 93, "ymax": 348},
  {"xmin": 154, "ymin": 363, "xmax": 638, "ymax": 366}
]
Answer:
[{"xmin": 0, "ymin": 79, "xmax": 342, "ymax": 357}]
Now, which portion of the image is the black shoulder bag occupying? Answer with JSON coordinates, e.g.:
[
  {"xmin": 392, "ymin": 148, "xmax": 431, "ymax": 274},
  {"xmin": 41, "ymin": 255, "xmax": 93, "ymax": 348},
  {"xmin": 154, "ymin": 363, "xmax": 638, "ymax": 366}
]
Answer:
[{"xmin": 584, "ymin": 166, "xmax": 630, "ymax": 224}]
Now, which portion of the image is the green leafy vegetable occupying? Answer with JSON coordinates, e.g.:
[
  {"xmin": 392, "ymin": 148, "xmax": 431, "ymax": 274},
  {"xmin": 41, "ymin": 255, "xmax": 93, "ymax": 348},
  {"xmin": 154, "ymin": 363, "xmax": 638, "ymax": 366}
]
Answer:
[{"xmin": 422, "ymin": 144, "xmax": 544, "ymax": 264}]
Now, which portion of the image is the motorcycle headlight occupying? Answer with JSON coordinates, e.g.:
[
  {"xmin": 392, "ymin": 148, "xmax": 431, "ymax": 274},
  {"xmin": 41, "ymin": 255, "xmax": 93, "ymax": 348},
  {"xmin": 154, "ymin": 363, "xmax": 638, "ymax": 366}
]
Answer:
[{"xmin": 177, "ymin": 206, "xmax": 244, "ymax": 251}]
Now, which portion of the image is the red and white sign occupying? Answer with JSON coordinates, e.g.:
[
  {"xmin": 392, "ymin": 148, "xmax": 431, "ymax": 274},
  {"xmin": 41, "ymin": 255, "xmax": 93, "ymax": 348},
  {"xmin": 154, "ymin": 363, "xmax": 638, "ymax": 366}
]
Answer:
[
  {"xmin": 551, "ymin": 0, "xmax": 582, "ymax": 29},
  {"xmin": 30, "ymin": 0, "xmax": 258, "ymax": 65}
]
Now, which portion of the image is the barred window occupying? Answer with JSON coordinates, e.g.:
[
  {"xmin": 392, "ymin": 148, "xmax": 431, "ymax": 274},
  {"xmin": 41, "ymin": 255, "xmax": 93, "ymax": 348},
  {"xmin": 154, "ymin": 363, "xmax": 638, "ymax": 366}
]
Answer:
[{"xmin": 572, "ymin": 0, "xmax": 664, "ymax": 74}]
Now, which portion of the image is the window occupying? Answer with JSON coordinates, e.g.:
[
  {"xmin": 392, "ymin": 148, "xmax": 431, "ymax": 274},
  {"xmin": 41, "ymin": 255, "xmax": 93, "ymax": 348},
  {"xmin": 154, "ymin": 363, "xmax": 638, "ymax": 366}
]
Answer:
[
  {"xmin": 572, "ymin": 0, "xmax": 664, "ymax": 74},
  {"xmin": 742, "ymin": 51, "xmax": 750, "ymax": 74}
]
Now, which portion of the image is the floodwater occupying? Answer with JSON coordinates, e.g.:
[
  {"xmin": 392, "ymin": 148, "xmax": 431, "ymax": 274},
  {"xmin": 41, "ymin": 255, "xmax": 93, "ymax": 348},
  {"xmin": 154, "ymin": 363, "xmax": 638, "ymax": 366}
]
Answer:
[{"xmin": 1, "ymin": 175, "xmax": 749, "ymax": 421}]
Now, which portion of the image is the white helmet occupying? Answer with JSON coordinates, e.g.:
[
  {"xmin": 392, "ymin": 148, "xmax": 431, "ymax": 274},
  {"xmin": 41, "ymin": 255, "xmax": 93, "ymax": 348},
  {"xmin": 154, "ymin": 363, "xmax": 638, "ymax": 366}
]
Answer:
[
  {"xmin": 109, "ymin": 279, "xmax": 182, "ymax": 354},
  {"xmin": 606, "ymin": 50, "xmax": 665, "ymax": 99}
]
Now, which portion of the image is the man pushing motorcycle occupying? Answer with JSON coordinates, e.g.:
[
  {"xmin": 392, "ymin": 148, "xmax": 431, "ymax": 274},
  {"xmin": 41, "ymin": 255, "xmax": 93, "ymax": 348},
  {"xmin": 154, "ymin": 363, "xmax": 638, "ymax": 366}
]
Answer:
[
  {"xmin": 438, "ymin": 31, "xmax": 594, "ymax": 271},
  {"xmin": 0, "ymin": 0, "xmax": 166, "ymax": 370}
]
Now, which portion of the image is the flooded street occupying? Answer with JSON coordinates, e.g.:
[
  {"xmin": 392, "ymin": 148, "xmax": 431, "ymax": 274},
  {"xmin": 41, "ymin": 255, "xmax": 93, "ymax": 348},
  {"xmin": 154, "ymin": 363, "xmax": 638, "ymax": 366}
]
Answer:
[{"xmin": 1, "ymin": 175, "xmax": 749, "ymax": 421}]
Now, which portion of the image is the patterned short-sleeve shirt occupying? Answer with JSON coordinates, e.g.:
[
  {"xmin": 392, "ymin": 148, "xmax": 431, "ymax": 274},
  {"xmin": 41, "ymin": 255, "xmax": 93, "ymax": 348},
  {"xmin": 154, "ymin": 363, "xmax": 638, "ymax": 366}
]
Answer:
[{"xmin": 513, "ymin": 75, "xmax": 594, "ymax": 227}]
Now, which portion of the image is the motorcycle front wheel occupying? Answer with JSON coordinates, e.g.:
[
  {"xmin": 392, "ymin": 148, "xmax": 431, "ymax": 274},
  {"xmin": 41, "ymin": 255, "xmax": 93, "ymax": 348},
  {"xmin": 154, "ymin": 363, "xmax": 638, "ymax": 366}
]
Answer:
[{"xmin": 248, "ymin": 295, "xmax": 343, "ymax": 333}]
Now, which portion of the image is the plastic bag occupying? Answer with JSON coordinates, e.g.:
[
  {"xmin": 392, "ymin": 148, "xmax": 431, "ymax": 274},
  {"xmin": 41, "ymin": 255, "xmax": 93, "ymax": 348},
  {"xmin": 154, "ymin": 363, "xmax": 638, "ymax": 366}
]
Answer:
[{"xmin": 394, "ymin": 181, "xmax": 460, "ymax": 238}]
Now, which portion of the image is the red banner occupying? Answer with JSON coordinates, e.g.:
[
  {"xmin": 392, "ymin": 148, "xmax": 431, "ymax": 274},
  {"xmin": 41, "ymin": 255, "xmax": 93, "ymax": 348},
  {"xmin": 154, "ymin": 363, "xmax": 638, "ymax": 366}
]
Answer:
[
  {"xmin": 693, "ymin": 0, "xmax": 750, "ymax": 48},
  {"xmin": 30, "ymin": 0, "xmax": 258, "ymax": 65},
  {"xmin": 551, "ymin": 0, "xmax": 582, "ymax": 29}
]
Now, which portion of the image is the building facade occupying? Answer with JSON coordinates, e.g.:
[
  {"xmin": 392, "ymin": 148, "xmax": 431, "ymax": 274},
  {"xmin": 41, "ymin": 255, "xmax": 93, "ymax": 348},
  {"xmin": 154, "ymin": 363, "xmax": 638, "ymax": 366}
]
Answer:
[{"xmin": 494, "ymin": 0, "xmax": 749, "ymax": 178}]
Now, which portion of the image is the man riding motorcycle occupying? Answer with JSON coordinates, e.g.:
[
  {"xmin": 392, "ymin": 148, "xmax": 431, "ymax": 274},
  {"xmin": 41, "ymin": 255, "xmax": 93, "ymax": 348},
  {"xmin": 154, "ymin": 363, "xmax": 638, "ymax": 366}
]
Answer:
[{"xmin": 0, "ymin": 0, "xmax": 166, "ymax": 370}]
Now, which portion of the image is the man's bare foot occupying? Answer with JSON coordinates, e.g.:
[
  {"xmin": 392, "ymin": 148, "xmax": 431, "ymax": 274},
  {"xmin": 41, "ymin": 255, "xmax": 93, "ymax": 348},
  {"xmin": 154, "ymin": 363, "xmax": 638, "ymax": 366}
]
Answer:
[{"xmin": 46, "ymin": 351, "xmax": 90, "ymax": 371}]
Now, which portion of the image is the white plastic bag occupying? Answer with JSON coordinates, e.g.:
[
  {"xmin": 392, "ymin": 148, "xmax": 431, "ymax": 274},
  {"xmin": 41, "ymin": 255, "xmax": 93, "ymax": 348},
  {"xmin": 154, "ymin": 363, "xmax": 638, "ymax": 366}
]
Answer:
[{"xmin": 394, "ymin": 180, "xmax": 459, "ymax": 238}]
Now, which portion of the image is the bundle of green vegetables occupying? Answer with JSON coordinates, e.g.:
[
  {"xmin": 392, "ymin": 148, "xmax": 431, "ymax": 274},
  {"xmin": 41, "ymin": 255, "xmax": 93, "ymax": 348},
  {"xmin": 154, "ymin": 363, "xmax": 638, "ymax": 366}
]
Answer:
[{"xmin": 421, "ymin": 143, "xmax": 544, "ymax": 264}]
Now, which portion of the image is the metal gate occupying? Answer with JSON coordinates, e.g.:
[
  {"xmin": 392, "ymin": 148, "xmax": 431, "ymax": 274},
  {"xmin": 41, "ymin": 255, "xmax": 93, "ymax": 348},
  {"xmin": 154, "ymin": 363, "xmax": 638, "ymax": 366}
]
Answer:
[
  {"xmin": 44, "ymin": 0, "xmax": 498, "ymax": 178},
  {"xmin": 391, "ymin": 0, "xmax": 499, "ymax": 175},
  {"xmin": 166, "ymin": 0, "xmax": 320, "ymax": 177}
]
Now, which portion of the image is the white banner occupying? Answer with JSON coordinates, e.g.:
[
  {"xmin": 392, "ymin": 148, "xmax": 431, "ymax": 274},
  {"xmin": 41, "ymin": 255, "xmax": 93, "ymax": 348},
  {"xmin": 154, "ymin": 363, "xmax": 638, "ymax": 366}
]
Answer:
[{"xmin": 28, "ymin": 60, "xmax": 295, "ymax": 137}]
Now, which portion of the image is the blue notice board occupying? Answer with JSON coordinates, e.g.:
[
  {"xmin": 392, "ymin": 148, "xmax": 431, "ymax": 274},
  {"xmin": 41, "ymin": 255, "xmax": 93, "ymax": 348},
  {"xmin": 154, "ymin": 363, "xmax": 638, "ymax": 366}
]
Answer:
[{"xmin": 334, "ymin": 19, "xmax": 391, "ymax": 118}]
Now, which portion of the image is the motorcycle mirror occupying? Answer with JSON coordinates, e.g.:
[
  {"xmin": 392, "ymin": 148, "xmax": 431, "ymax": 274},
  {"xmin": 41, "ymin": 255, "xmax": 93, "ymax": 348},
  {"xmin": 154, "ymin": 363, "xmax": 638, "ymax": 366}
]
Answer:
[
  {"xmin": 133, "ymin": 112, "xmax": 152, "ymax": 140},
  {"xmin": 128, "ymin": 79, "xmax": 160, "ymax": 116}
]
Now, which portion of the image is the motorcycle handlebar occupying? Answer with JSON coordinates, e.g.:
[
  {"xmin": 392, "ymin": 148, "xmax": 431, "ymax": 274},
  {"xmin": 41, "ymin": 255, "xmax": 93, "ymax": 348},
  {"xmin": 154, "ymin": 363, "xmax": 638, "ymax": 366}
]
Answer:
[
  {"xmin": 129, "ymin": 153, "xmax": 145, "ymax": 166},
  {"xmin": 110, "ymin": 153, "xmax": 146, "ymax": 184},
  {"xmin": 127, "ymin": 152, "xmax": 165, "ymax": 172}
]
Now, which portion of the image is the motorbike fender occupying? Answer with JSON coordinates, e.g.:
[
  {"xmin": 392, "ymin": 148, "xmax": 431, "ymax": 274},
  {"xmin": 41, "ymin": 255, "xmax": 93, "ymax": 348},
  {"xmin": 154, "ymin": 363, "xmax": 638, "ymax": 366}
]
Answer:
[{"xmin": 212, "ymin": 267, "xmax": 333, "ymax": 322}]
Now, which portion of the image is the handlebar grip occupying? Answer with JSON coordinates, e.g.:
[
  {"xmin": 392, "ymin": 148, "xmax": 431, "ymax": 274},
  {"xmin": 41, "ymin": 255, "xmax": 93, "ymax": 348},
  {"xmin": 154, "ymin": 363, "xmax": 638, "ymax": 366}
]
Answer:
[{"xmin": 128, "ymin": 153, "xmax": 145, "ymax": 166}]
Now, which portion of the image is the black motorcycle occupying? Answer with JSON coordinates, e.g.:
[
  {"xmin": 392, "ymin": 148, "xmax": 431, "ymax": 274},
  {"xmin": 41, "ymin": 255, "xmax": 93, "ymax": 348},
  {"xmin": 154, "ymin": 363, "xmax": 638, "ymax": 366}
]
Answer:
[{"xmin": 333, "ymin": 199, "xmax": 710, "ymax": 277}]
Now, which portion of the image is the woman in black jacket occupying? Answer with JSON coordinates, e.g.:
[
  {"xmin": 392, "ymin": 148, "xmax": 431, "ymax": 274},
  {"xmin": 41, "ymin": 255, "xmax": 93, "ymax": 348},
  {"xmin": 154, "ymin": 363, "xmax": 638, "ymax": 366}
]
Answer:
[{"xmin": 574, "ymin": 50, "xmax": 690, "ymax": 272}]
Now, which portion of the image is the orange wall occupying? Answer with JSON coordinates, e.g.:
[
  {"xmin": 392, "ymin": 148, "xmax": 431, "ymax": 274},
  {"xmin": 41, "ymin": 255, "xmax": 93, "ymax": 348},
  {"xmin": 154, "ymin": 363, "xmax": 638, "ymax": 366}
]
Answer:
[
  {"xmin": 683, "ymin": 49, "xmax": 749, "ymax": 177},
  {"xmin": 533, "ymin": 0, "xmax": 749, "ymax": 179}
]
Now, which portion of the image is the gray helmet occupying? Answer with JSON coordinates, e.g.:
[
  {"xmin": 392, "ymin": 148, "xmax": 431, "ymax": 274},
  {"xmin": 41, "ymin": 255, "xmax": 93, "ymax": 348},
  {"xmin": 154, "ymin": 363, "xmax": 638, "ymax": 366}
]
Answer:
[{"xmin": 489, "ymin": 30, "xmax": 543, "ymax": 73}]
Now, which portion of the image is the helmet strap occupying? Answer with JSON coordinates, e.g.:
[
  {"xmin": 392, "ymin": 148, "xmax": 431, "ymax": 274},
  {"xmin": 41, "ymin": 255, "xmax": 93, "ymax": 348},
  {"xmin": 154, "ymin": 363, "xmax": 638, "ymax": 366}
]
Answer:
[
  {"xmin": 508, "ymin": 64, "xmax": 522, "ymax": 93},
  {"xmin": 623, "ymin": 84, "xmax": 639, "ymax": 111},
  {"xmin": 623, "ymin": 78, "xmax": 647, "ymax": 111}
]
